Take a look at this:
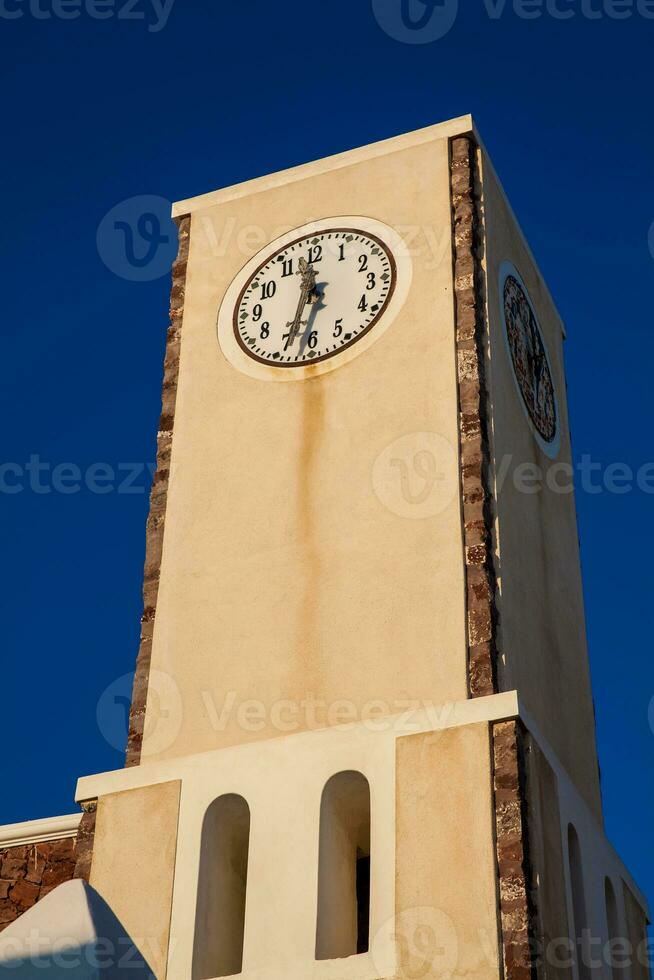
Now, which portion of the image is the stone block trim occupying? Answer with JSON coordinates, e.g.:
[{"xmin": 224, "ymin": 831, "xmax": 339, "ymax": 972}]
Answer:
[
  {"xmin": 492, "ymin": 719, "xmax": 538, "ymax": 980},
  {"xmin": 125, "ymin": 213, "xmax": 191, "ymax": 768},
  {"xmin": 0, "ymin": 836, "xmax": 77, "ymax": 931},
  {"xmin": 73, "ymin": 801, "xmax": 97, "ymax": 882},
  {"xmin": 449, "ymin": 135, "xmax": 499, "ymax": 699}
]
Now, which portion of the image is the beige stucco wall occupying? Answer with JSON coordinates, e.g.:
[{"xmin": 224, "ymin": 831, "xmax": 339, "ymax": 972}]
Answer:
[
  {"xmin": 143, "ymin": 127, "xmax": 468, "ymax": 762},
  {"xmin": 480, "ymin": 151, "xmax": 603, "ymax": 820},
  {"xmin": 89, "ymin": 781, "xmax": 181, "ymax": 979},
  {"xmin": 395, "ymin": 723, "xmax": 500, "ymax": 980}
]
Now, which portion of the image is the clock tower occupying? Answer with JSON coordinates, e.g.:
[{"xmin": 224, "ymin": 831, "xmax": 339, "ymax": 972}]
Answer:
[{"xmin": 9, "ymin": 115, "xmax": 649, "ymax": 980}]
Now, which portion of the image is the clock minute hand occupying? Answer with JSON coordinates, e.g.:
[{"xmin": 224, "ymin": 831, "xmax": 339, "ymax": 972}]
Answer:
[{"xmin": 283, "ymin": 257, "xmax": 320, "ymax": 351}]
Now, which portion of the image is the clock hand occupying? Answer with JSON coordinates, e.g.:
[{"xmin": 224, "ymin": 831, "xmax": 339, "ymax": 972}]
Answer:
[
  {"xmin": 284, "ymin": 284, "xmax": 311, "ymax": 351},
  {"xmin": 283, "ymin": 257, "xmax": 321, "ymax": 351}
]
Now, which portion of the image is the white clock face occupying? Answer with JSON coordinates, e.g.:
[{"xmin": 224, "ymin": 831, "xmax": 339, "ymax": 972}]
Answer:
[
  {"xmin": 234, "ymin": 229, "xmax": 396, "ymax": 367},
  {"xmin": 217, "ymin": 217, "xmax": 413, "ymax": 382}
]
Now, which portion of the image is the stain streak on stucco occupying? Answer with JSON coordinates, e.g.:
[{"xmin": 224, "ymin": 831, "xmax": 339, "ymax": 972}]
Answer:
[{"xmin": 296, "ymin": 378, "xmax": 324, "ymax": 679}]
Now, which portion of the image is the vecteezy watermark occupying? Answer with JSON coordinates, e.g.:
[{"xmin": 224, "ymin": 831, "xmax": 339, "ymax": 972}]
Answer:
[
  {"xmin": 372, "ymin": 432, "xmax": 460, "ymax": 519},
  {"xmin": 200, "ymin": 691, "xmax": 458, "ymax": 736},
  {"xmin": 195, "ymin": 214, "xmax": 451, "ymax": 272},
  {"xmin": 0, "ymin": 456, "xmax": 156, "ymax": 494},
  {"xmin": 0, "ymin": 928, "xmax": 174, "ymax": 972},
  {"xmin": 371, "ymin": 906, "xmax": 460, "ymax": 979},
  {"xmin": 371, "ymin": 435, "xmax": 654, "ymax": 520},
  {"xmin": 2, "ymin": 451, "xmax": 654, "ymax": 499},
  {"xmin": 372, "ymin": 0, "xmax": 654, "ymax": 43},
  {"xmin": 495, "ymin": 454, "xmax": 654, "ymax": 496},
  {"xmin": 0, "ymin": 0, "xmax": 175, "ymax": 31},
  {"xmin": 372, "ymin": 433, "xmax": 654, "ymax": 519},
  {"xmin": 372, "ymin": 0, "xmax": 459, "ymax": 43},
  {"xmin": 97, "ymin": 195, "xmax": 178, "ymax": 281},
  {"xmin": 97, "ymin": 670, "xmax": 182, "ymax": 755},
  {"xmin": 369, "ymin": 906, "xmax": 652, "ymax": 979}
]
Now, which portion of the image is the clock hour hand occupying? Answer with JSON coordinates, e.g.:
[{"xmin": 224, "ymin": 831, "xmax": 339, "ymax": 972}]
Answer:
[
  {"xmin": 284, "ymin": 287, "xmax": 310, "ymax": 351},
  {"xmin": 283, "ymin": 257, "xmax": 321, "ymax": 351}
]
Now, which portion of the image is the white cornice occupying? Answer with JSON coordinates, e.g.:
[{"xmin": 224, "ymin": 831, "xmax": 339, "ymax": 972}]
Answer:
[
  {"xmin": 0, "ymin": 813, "xmax": 81, "ymax": 849},
  {"xmin": 75, "ymin": 690, "xmax": 519, "ymax": 803},
  {"xmin": 171, "ymin": 114, "xmax": 475, "ymax": 217}
]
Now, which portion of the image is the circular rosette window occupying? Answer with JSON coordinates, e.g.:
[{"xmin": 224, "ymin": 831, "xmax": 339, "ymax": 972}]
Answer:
[{"xmin": 499, "ymin": 262, "xmax": 560, "ymax": 458}]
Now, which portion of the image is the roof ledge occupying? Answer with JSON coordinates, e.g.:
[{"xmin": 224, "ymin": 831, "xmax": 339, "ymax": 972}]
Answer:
[{"xmin": 0, "ymin": 813, "xmax": 81, "ymax": 849}]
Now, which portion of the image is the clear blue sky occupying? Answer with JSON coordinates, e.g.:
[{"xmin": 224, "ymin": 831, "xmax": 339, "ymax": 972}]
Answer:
[{"xmin": 2, "ymin": 0, "xmax": 652, "ymax": 918}]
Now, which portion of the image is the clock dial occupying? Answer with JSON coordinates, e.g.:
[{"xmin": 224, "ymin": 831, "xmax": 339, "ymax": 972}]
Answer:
[
  {"xmin": 502, "ymin": 267, "xmax": 558, "ymax": 447},
  {"xmin": 233, "ymin": 229, "xmax": 397, "ymax": 367}
]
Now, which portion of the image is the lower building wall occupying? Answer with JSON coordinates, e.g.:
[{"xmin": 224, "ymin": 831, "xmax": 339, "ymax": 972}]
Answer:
[
  {"xmin": 88, "ymin": 780, "xmax": 181, "ymax": 980},
  {"xmin": 64, "ymin": 692, "xmax": 648, "ymax": 980},
  {"xmin": 526, "ymin": 738, "xmax": 573, "ymax": 980},
  {"xmin": 623, "ymin": 884, "xmax": 651, "ymax": 980},
  {"xmin": 521, "ymin": 713, "xmax": 651, "ymax": 980},
  {"xmin": 0, "ymin": 837, "xmax": 77, "ymax": 931},
  {"xmin": 395, "ymin": 722, "xmax": 501, "ymax": 980}
]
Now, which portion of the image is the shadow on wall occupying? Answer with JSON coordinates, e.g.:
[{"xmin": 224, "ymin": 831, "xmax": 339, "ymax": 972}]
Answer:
[
  {"xmin": 192, "ymin": 793, "xmax": 251, "ymax": 980},
  {"xmin": 316, "ymin": 770, "xmax": 371, "ymax": 961},
  {"xmin": 0, "ymin": 879, "xmax": 154, "ymax": 977}
]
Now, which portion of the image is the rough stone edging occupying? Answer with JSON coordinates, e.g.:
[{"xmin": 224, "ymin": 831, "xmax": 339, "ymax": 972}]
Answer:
[
  {"xmin": 449, "ymin": 135, "xmax": 499, "ymax": 699},
  {"xmin": 450, "ymin": 136, "xmax": 537, "ymax": 980},
  {"xmin": 492, "ymin": 720, "xmax": 538, "ymax": 980},
  {"xmin": 72, "ymin": 801, "xmax": 97, "ymax": 882},
  {"xmin": 125, "ymin": 213, "xmax": 191, "ymax": 768}
]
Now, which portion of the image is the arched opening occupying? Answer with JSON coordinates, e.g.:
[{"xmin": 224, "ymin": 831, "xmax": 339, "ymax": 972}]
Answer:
[
  {"xmin": 604, "ymin": 877, "xmax": 622, "ymax": 980},
  {"xmin": 192, "ymin": 794, "xmax": 251, "ymax": 979},
  {"xmin": 315, "ymin": 770, "xmax": 371, "ymax": 961},
  {"xmin": 568, "ymin": 824, "xmax": 590, "ymax": 980}
]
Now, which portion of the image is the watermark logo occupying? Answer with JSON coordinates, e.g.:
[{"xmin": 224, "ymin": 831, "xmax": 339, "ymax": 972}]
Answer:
[
  {"xmin": 0, "ymin": 0, "xmax": 175, "ymax": 31},
  {"xmin": 97, "ymin": 669, "xmax": 182, "ymax": 755},
  {"xmin": 372, "ymin": 0, "xmax": 654, "ymax": 43},
  {"xmin": 372, "ymin": 432, "xmax": 459, "ymax": 519},
  {"xmin": 368, "ymin": 908, "xmax": 652, "ymax": 979},
  {"xmin": 97, "ymin": 194, "xmax": 177, "ymax": 281},
  {"xmin": 372, "ymin": 0, "xmax": 459, "ymax": 43},
  {"xmin": 371, "ymin": 906, "xmax": 459, "ymax": 979},
  {"xmin": 0, "ymin": 926, "xmax": 173, "ymax": 972},
  {"xmin": 0, "ymin": 456, "xmax": 156, "ymax": 495},
  {"xmin": 195, "ymin": 214, "xmax": 450, "ymax": 271},
  {"xmin": 96, "ymin": 672, "xmax": 134, "ymax": 752},
  {"xmin": 200, "ymin": 690, "xmax": 457, "ymax": 736},
  {"xmin": 1, "ymin": 451, "xmax": 653, "ymax": 498}
]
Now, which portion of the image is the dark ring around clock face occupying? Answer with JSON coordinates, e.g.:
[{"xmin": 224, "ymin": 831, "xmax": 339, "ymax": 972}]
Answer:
[
  {"xmin": 503, "ymin": 273, "xmax": 557, "ymax": 444},
  {"xmin": 232, "ymin": 228, "xmax": 398, "ymax": 368}
]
